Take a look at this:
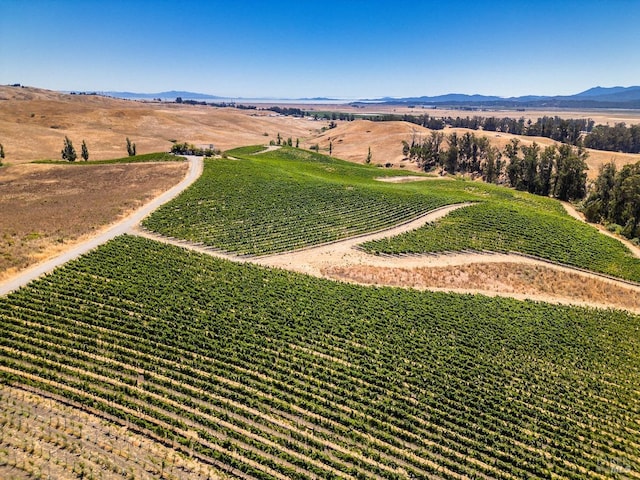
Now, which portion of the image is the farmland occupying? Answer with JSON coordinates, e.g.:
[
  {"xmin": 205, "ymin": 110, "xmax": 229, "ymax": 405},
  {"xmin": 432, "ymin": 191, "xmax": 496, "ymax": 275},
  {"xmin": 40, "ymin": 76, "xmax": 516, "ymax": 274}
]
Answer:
[
  {"xmin": 362, "ymin": 200, "xmax": 640, "ymax": 282},
  {"xmin": 1, "ymin": 235, "xmax": 639, "ymax": 479},
  {"xmin": 0, "ymin": 156, "xmax": 188, "ymax": 281},
  {"xmin": 2, "ymin": 134, "xmax": 640, "ymax": 478},
  {"xmin": 143, "ymin": 147, "xmax": 640, "ymax": 285},
  {"xmin": 142, "ymin": 147, "xmax": 471, "ymax": 255}
]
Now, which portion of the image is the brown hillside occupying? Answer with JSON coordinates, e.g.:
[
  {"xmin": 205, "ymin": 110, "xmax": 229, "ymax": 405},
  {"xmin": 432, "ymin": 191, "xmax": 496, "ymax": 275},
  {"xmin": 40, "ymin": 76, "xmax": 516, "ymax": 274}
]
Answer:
[
  {"xmin": 1, "ymin": 86, "xmax": 639, "ymax": 176},
  {"xmin": 0, "ymin": 86, "xmax": 327, "ymax": 163},
  {"xmin": 306, "ymin": 120, "xmax": 640, "ymax": 179}
]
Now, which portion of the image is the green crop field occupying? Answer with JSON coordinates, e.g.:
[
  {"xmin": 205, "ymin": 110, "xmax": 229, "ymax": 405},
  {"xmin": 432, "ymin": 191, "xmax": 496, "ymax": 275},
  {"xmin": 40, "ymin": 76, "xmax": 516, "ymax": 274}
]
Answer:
[
  {"xmin": 362, "ymin": 199, "xmax": 640, "ymax": 282},
  {"xmin": 142, "ymin": 146, "xmax": 639, "ymax": 282},
  {"xmin": 142, "ymin": 147, "xmax": 472, "ymax": 255},
  {"xmin": 32, "ymin": 152, "xmax": 184, "ymax": 165},
  {"xmin": 1, "ymin": 235, "xmax": 638, "ymax": 479}
]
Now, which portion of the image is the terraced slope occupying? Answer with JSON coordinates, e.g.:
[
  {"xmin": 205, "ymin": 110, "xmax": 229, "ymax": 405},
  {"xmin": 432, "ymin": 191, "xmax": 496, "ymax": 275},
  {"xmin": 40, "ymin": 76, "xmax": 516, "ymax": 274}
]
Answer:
[{"xmin": 1, "ymin": 235, "xmax": 638, "ymax": 479}]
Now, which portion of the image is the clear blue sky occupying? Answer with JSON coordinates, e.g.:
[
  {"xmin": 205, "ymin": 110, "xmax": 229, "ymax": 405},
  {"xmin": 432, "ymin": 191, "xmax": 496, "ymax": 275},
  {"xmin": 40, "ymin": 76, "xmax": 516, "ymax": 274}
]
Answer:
[{"xmin": 1, "ymin": 0, "xmax": 639, "ymax": 98}]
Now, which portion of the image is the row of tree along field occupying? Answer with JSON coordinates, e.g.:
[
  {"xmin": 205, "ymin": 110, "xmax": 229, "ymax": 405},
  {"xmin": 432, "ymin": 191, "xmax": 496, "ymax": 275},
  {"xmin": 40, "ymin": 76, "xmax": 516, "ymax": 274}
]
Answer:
[
  {"xmin": 169, "ymin": 97, "xmax": 637, "ymax": 154},
  {"xmin": 402, "ymin": 132, "xmax": 588, "ymax": 201},
  {"xmin": 1, "ymin": 235, "xmax": 638, "ymax": 479},
  {"xmin": 309, "ymin": 109, "xmax": 640, "ymax": 154}
]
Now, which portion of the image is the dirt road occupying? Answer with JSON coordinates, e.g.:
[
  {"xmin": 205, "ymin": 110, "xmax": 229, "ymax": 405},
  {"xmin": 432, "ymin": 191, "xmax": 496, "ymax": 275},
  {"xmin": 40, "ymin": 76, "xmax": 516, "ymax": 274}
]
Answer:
[
  {"xmin": 0, "ymin": 156, "xmax": 202, "ymax": 296},
  {"xmin": 4, "ymin": 157, "xmax": 639, "ymax": 314}
]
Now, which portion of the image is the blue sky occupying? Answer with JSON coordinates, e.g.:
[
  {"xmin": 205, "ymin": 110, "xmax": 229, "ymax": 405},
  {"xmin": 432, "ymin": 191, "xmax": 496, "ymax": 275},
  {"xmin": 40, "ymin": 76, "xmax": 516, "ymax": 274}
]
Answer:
[{"xmin": 1, "ymin": 0, "xmax": 639, "ymax": 98}]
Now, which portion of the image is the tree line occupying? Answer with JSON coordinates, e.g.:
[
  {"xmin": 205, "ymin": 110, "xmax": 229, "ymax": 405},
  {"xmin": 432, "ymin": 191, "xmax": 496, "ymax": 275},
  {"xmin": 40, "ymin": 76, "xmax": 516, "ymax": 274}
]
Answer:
[
  {"xmin": 316, "ymin": 110, "xmax": 640, "ymax": 154},
  {"xmin": 402, "ymin": 132, "xmax": 588, "ymax": 201},
  {"xmin": 59, "ymin": 137, "xmax": 136, "ymax": 161},
  {"xmin": 582, "ymin": 123, "xmax": 640, "ymax": 153},
  {"xmin": 170, "ymin": 142, "xmax": 220, "ymax": 156},
  {"xmin": 583, "ymin": 161, "xmax": 640, "ymax": 241}
]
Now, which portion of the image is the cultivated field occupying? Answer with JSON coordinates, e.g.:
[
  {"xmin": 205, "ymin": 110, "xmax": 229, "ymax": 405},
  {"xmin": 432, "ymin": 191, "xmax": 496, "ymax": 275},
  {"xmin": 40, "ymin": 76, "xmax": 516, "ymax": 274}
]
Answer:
[
  {"xmin": 1, "ymin": 235, "xmax": 639, "ymax": 479},
  {"xmin": 2, "ymin": 88, "xmax": 640, "ymax": 478}
]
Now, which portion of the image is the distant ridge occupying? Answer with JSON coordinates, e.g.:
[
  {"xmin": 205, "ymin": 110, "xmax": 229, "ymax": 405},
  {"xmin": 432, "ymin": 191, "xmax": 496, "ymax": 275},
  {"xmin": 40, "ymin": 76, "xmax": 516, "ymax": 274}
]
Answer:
[
  {"xmin": 65, "ymin": 85, "xmax": 640, "ymax": 108},
  {"xmin": 364, "ymin": 86, "xmax": 640, "ymax": 109},
  {"xmin": 98, "ymin": 90, "xmax": 224, "ymax": 100},
  {"xmin": 94, "ymin": 91, "xmax": 344, "ymax": 103}
]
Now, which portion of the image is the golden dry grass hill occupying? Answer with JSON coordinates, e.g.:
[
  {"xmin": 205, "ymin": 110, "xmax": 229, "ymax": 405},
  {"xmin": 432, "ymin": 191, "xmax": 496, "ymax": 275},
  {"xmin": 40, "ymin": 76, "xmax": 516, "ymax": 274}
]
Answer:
[
  {"xmin": 0, "ymin": 86, "xmax": 324, "ymax": 163},
  {"xmin": 2, "ymin": 85, "xmax": 640, "ymax": 177}
]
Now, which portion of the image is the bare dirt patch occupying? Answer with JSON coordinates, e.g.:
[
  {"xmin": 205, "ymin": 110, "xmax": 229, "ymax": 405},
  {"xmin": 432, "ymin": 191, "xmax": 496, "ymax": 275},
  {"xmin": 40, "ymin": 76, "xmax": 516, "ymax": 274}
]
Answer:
[
  {"xmin": 323, "ymin": 263, "xmax": 640, "ymax": 314},
  {"xmin": 0, "ymin": 161, "xmax": 188, "ymax": 281},
  {"xmin": 375, "ymin": 175, "xmax": 450, "ymax": 183}
]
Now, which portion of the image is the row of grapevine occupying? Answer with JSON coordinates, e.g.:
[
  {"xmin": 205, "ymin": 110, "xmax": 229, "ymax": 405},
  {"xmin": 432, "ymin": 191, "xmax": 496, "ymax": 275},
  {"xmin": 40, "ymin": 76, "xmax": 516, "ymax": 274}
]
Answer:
[
  {"xmin": 143, "ymin": 146, "xmax": 638, "ymax": 284},
  {"xmin": 1, "ymin": 235, "xmax": 638, "ymax": 479},
  {"xmin": 142, "ymin": 147, "xmax": 471, "ymax": 255},
  {"xmin": 362, "ymin": 201, "xmax": 640, "ymax": 282}
]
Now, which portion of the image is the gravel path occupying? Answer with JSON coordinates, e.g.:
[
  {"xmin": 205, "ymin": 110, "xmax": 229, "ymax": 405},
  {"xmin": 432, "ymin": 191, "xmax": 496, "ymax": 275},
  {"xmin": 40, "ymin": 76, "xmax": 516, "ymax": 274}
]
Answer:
[{"xmin": 0, "ymin": 156, "xmax": 202, "ymax": 296}]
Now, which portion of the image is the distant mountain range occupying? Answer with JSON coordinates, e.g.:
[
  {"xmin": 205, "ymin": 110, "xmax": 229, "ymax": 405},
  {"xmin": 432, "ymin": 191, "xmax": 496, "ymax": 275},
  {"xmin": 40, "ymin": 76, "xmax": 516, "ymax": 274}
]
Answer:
[
  {"xmin": 87, "ymin": 86, "xmax": 640, "ymax": 108},
  {"xmin": 365, "ymin": 86, "xmax": 640, "ymax": 108},
  {"xmin": 96, "ymin": 90, "xmax": 225, "ymax": 101},
  {"xmin": 93, "ymin": 91, "xmax": 344, "ymax": 103}
]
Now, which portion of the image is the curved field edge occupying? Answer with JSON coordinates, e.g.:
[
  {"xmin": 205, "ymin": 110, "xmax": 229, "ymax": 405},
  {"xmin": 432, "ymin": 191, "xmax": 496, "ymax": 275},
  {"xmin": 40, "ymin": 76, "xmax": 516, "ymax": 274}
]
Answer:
[
  {"xmin": 0, "ymin": 235, "xmax": 639, "ymax": 479},
  {"xmin": 361, "ymin": 201, "xmax": 640, "ymax": 282},
  {"xmin": 142, "ymin": 147, "xmax": 472, "ymax": 255}
]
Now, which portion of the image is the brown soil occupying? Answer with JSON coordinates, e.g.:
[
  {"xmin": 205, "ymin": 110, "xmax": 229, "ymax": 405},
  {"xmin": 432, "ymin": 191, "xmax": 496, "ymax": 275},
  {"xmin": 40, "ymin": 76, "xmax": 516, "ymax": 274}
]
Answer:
[
  {"xmin": 0, "ymin": 161, "xmax": 188, "ymax": 281},
  {"xmin": 323, "ymin": 262, "xmax": 640, "ymax": 314}
]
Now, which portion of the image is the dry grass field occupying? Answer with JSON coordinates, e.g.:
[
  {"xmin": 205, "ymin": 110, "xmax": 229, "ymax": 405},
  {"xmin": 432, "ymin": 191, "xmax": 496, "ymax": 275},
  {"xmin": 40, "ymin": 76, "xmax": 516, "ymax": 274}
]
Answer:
[
  {"xmin": 324, "ymin": 262, "xmax": 640, "ymax": 314},
  {"xmin": 2, "ymin": 85, "xmax": 639, "ymax": 176},
  {"xmin": 0, "ymin": 86, "xmax": 325, "ymax": 163},
  {"xmin": 0, "ymin": 161, "xmax": 188, "ymax": 281}
]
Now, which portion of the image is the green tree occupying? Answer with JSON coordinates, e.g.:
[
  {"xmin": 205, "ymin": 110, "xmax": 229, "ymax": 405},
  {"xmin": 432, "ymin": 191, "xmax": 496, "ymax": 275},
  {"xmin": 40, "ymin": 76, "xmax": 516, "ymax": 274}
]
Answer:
[
  {"xmin": 0, "ymin": 143, "xmax": 4, "ymax": 161},
  {"xmin": 276, "ymin": 133, "xmax": 281, "ymax": 145},
  {"xmin": 482, "ymin": 146, "xmax": 502, "ymax": 184},
  {"xmin": 444, "ymin": 133, "xmax": 459, "ymax": 174},
  {"xmin": 552, "ymin": 144, "xmax": 588, "ymax": 201},
  {"xmin": 295, "ymin": 138, "xmax": 299, "ymax": 148},
  {"xmin": 504, "ymin": 139, "xmax": 522, "ymax": 189},
  {"xmin": 521, "ymin": 142, "xmax": 540, "ymax": 194},
  {"xmin": 81, "ymin": 140, "xmax": 89, "ymax": 161},
  {"xmin": 126, "ymin": 137, "xmax": 136, "ymax": 156},
  {"xmin": 329, "ymin": 140, "xmax": 333, "ymax": 156},
  {"xmin": 537, "ymin": 146, "xmax": 556, "ymax": 196},
  {"xmin": 366, "ymin": 146, "xmax": 372, "ymax": 164},
  {"xmin": 61, "ymin": 136, "xmax": 77, "ymax": 161}
]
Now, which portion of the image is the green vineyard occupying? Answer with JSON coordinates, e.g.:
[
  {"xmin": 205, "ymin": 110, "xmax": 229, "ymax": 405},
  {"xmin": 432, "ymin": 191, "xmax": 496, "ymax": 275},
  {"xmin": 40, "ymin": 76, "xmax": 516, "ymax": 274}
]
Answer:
[
  {"xmin": 142, "ymin": 147, "xmax": 639, "ymax": 283},
  {"xmin": 1, "ymin": 235, "xmax": 638, "ymax": 479},
  {"xmin": 142, "ymin": 147, "xmax": 470, "ymax": 255},
  {"xmin": 362, "ymin": 200, "xmax": 640, "ymax": 282}
]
